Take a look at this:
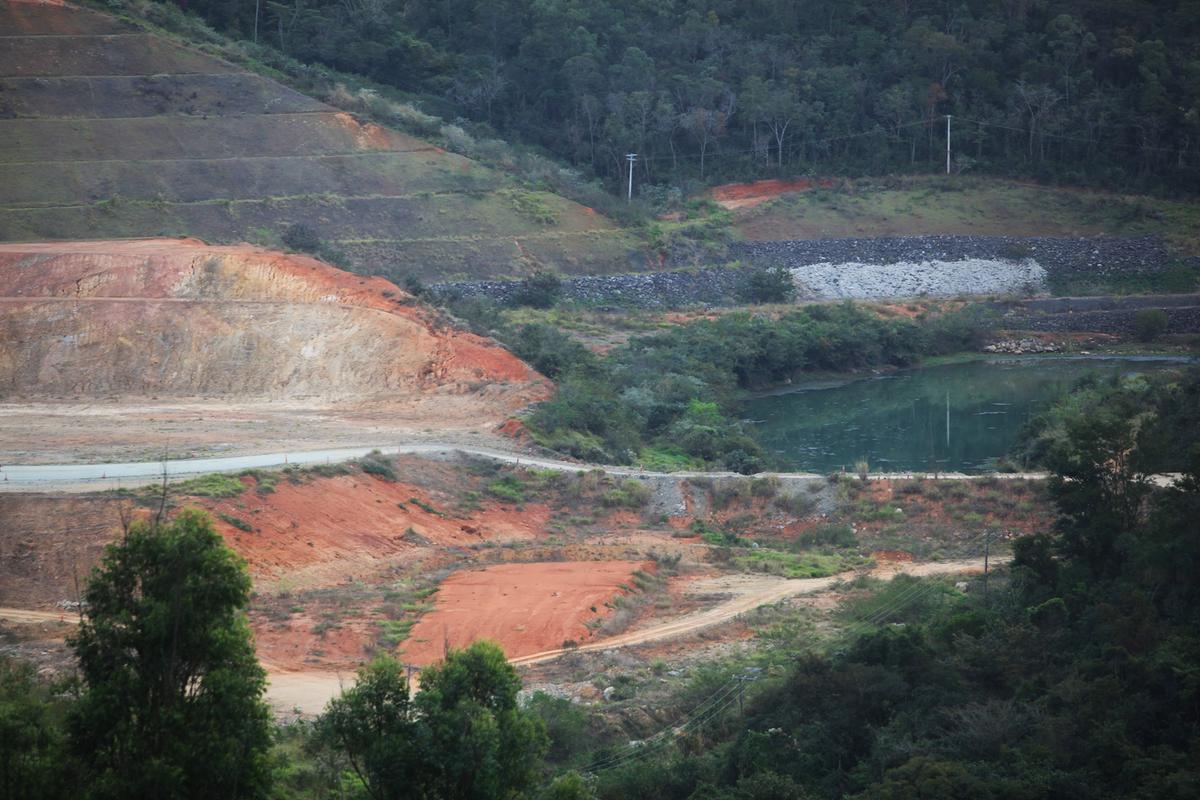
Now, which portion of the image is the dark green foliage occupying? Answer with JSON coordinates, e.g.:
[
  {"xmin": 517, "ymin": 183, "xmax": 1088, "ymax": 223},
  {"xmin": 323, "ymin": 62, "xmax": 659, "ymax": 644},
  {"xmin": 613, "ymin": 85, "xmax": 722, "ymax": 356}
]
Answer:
[
  {"xmin": 359, "ymin": 450, "xmax": 397, "ymax": 481},
  {"xmin": 511, "ymin": 323, "xmax": 598, "ymax": 380},
  {"xmin": 219, "ymin": 512, "xmax": 254, "ymax": 532},
  {"xmin": 1133, "ymin": 308, "xmax": 1169, "ymax": 341},
  {"xmin": 281, "ymin": 223, "xmax": 321, "ymax": 253},
  {"xmin": 737, "ymin": 266, "xmax": 795, "ymax": 304},
  {"xmin": 69, "ymin": 509, "xmax": 272, "ymax": 800},
  {"xmin": 513, "ymin": 271, "xmax": 563, "ymax": 309},
  {"xmin": 0, "ymin": 658, "xmax": 74, "ymax": 800},
  {"xmin": 592, "ymin": 369, "xmax": 1200, "ymax": 800},
  {"xmin": 402, "ymin": 274, "xmax": 428, "ymax": 297},
  {"xmin": 316, "ymin": 642, "xmax": 547, "ymax": 800},
  {"xmin": 526, "ymin": 303, "xmax": 987, "ymax": 468},
  {"xmin": 172, "ymin": 0, "xmax": 1200, "ymax": 194}
]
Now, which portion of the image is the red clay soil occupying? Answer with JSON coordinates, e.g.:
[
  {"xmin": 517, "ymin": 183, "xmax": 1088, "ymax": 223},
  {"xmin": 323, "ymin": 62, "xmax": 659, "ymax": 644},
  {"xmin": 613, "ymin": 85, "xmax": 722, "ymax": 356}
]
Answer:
[
  {"xmin": 400, "ymin": 560, "xmax": 650, "ymax": 665},
  {"xmin": 0, "ymin": 470, "xmax": 554, "ymax": 606},
  {"xmin": 0, "ymin": 238, "xmax": 546, "ymax": 397},
  {"xmin": 200, "ymin": 474, "xmax": 551, "ymax": 587},
  {"xmin": 710, "ymin": 177, "xmax": 837, "ymax": 209}
]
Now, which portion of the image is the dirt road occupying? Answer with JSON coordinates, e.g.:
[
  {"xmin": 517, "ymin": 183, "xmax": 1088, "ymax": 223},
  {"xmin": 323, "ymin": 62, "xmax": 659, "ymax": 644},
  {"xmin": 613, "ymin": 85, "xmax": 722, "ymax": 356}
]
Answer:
[
  {"xmin": 3, "ymin": 555, "xmax": 1003, "ymax": 714},
  {"xmin": 267, "ymin": 555, "xmax": 1003, "ymax": 713},
  {"xmin": 0, "ymin": 607, "xmax": 78, "ymax": 625}
]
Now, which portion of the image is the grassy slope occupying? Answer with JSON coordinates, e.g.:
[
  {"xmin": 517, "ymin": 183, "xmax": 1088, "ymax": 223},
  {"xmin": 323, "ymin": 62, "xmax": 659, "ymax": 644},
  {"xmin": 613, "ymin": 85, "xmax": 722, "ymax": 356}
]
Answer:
[
  {"xmin": 735, "ymin": 176, "xmax": 1200, "ymax": 256},
  {"xmin": 0, "ymin": 0, "xmax": 638, "ymax": 281}
]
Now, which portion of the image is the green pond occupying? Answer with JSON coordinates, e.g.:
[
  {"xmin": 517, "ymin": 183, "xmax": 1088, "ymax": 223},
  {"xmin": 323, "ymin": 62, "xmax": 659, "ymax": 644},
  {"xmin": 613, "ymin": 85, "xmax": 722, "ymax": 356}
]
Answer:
[{"xmin": 745, "ymin": 356, "xmax": 1192, "ymax": 474}]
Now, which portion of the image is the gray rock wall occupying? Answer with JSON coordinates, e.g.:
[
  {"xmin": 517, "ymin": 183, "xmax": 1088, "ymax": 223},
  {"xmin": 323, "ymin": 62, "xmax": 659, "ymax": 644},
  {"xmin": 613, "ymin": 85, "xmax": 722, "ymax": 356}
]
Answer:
[{"xmin": 431, "ymin": 235, "xmax": 1188, "ymax": 308}]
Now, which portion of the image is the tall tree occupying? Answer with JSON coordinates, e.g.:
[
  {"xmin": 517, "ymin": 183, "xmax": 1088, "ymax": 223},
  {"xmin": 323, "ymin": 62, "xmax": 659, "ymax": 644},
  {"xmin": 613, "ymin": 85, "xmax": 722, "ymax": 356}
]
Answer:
[
  {"xmin": 316, "ymin": 641, "xmax": 547, "ymax": 800},
  {"xmin": 69, "ymin": 509, "xmax": 272, "ymax": 800}
]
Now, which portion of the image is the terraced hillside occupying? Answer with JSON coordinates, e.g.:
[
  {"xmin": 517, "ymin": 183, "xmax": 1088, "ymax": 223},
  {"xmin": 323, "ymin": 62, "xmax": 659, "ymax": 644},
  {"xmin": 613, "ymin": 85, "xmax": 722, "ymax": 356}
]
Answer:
[{"xmin": 0, "ymin": 0, "xmax": 637, "ymax": 281}]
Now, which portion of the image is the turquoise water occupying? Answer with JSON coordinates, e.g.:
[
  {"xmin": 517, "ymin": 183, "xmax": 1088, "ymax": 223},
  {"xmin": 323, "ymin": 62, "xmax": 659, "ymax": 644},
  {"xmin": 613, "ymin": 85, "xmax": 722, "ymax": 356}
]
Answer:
[{"xmin": 745, "ymin": 357, "xmax": 1191, "ymax": 473}]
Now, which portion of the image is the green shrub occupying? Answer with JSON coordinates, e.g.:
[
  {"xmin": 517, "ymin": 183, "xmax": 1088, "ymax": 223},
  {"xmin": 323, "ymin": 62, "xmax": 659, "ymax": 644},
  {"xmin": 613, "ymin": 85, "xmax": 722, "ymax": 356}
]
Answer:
[
  {"xmin": 487, "ymin": 475, "xmax": 526, "ymax": 503},
  {"xmin": 281, "ymin": 222, "xmax": 321, "ymax": 252},
  {"xmin": 512, "ymin": 271, "xmax": 563, "ymax": 309},
  {"xmin": 218, "ymin": 513, "xmax": 253, "ymax": 532},
  {"xmin": 1133, "ymin": 308, "xmax": 1169, "ymax": 342},
  {"xmin": 750, "ymin": 476, "xmax": 780, "ymax": 497},
  {"xmin": 359, "ymin": 451, "xmax": 397, "ymax": 481},
  {"xmin": 738, "ymin": 265, "xmax": 796, "ymax": 304}
]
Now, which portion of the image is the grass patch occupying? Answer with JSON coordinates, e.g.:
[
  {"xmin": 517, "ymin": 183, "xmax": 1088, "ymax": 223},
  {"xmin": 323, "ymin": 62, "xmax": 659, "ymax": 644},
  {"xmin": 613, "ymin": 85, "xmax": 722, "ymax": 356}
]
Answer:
[
  {"xmin": 487, "ymin": 475, "xmax": 526, "ymax": 503},
  {"xmin": 733, "ymin": 549, "xmax": 848, "ymax": 579},
  {"xmin": 172, "ymin": 472, "xmax": 245, "ymax": 498}
]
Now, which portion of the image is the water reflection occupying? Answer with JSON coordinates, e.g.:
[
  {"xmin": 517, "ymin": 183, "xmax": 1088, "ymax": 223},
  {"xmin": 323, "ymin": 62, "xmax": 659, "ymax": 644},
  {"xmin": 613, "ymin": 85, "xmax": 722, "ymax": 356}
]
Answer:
[{"xmin": 745, "ymin": 357, "xmax": 1189, "ymax": 473}]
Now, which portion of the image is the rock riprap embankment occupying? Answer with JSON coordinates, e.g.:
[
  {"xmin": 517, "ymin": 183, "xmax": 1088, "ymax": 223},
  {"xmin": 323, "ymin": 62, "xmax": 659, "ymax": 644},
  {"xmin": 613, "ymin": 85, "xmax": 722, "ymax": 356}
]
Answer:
[
  {"xmin": 434, "ymin": 235, "xmax": 1181, "ymax": 306},
  {"xmin": 787, "ymin": 258, "xmax": 1045, "ymax": 299}
]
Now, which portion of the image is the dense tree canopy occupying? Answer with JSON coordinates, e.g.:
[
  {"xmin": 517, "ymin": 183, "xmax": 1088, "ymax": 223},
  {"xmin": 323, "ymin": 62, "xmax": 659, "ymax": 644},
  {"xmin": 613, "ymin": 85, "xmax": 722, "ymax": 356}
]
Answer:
[
  {"xmin": 174, "ymin": 0, "xmax": 1200, "ymax": 194},
  {"xmin": 315, "ymin": 641, "xmax": 547, "ymax": 800},
  {"xmin": 69, "ymin": 509, "xmax": 273, "ymax": 800},
  {"xmin": 588, "ymin": 368, "xmax": 1200, "ymax": 799}
]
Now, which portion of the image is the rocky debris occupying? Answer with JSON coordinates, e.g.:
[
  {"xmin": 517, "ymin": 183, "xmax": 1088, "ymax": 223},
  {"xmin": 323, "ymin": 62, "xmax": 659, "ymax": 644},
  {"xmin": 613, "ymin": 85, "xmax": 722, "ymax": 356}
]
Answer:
[
  {"xmin": 984, "ymin": 338, "xmax": 1062, "ymax": 354},
  {"xmin": 729, "ymin": 234, "xmax": 1175, "ymax": 278},
  {"xmin": 790, "ymin": 258, "xmax": 1045, "ymax": 299},
  {"xmin": 1005, "ymin": 306, "xmax": 1200, "ymax": 335},
  {"xmin": 433, "ymin": 235, "xmax": 1183, "ymax": 307}
]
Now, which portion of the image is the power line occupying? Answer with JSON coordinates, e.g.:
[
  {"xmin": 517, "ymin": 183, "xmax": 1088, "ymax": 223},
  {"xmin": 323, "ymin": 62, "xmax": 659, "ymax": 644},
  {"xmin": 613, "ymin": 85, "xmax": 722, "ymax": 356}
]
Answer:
[{"xmin": 583, "ymin": 528, "xmax": 1000, "ymax": 775}]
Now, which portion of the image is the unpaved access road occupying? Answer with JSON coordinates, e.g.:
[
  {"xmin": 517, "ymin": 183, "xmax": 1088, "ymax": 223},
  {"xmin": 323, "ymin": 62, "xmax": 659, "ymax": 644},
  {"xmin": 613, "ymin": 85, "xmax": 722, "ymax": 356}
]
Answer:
[
  {"xmin": 269, "ymin": 556, "xmax": 1002, "ymax": 713},
  {"xmin": 1, "ymin": 556, "xmax": 1003, "ymax": 714}
]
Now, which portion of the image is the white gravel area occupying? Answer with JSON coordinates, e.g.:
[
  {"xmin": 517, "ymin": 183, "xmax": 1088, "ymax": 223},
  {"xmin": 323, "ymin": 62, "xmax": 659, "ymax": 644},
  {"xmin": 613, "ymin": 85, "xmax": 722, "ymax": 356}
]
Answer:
[{"xmin": 790, "ymin": 258, "xmax": 1046, "ymax": 299}]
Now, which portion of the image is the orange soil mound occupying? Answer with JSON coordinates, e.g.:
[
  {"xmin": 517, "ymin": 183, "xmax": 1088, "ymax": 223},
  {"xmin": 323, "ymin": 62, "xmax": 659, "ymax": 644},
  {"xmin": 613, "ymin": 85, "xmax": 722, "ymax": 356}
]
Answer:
[
  {"xmin": 401, "ymin": 561, "xmax": 649, "ymax": 665},
  {"xmin": 0, "ymin": 238, "xmax": 547, "ymax": 401},
  {"xmin": 710, "ymin": 177, "xmax": 836, "ymax": 209},
  {"xmin": 200, "ymin": 474, "xmax": 551, "ymax": 587}
]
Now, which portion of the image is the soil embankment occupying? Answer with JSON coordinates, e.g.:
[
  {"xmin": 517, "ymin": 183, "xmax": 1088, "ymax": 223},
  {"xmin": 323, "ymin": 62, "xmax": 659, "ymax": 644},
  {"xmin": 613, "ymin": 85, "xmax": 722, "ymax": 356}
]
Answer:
[{"xmin": 0, "ymin": 239, "xmax": 549, "ymax": 462}]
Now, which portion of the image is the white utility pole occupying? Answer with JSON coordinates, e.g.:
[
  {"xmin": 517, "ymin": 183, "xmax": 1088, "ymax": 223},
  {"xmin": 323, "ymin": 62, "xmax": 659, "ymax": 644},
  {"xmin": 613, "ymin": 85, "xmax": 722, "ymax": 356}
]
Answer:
[
  {"xmin": 945, "ymin": 115, "xmax": 951, "ymax": 174},
  {"xmin": 626, "ymin": 153, "xmax": 637, "ymax": 202}
]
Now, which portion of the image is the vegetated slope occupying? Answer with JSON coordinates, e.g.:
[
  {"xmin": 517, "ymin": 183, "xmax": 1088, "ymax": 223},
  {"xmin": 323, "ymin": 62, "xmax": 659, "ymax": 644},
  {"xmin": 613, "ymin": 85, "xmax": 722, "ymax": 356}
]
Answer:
[
  {"xmin": 729, "ymin": 176, "xmax": 1200, "ymax": 255},
  {"xmin": 0, "ymin": 0, "xmax": 636, "ymax": 281}
]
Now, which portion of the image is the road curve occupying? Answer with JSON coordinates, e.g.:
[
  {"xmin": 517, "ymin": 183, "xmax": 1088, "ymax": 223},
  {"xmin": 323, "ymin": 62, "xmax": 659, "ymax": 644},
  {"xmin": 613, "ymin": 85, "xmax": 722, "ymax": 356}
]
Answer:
[
  {"xmin": 2, "ymin": 556, "xmax": 1005, "ymax": 714},
  {"xmin": 508, "ymin": 556, "xmax": 1002, "ymax": 666}
]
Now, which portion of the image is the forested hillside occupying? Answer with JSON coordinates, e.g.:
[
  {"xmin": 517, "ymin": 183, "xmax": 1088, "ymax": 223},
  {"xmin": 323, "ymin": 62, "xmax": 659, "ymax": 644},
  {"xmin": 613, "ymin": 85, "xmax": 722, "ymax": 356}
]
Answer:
[{"xmin": 173, "ymin": 0, "xmax": 1198, "ymax": 194}]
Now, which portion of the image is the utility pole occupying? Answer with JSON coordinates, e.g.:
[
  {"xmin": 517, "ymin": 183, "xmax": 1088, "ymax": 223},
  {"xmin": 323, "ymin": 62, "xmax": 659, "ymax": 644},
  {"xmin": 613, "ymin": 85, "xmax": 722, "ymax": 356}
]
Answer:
[
  {"xmin": 626, "ymin": 153, "xmax": 637, "ymax": 202},
  {"xmin": 983, "ymin": 529, "xmax": 991, "ymax": 603},
  {"xmin": 254, "ymin": 0, "xmax": 261, "ymax": 45},
  {"xmin": 945, "ymin": 115, "xmax": 951, "ymax": 174}
]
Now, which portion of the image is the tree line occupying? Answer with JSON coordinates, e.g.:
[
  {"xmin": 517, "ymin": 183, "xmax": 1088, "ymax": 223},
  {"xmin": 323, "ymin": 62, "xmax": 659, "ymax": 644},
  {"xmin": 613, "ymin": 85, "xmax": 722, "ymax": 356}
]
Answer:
[
  {"xmin": 171, "ymin": 0, "xmax": 1200, "ymax": 195},
  {"xmin": 5, "ymin": 368, "xmax": 1197, "ymax": 799}
]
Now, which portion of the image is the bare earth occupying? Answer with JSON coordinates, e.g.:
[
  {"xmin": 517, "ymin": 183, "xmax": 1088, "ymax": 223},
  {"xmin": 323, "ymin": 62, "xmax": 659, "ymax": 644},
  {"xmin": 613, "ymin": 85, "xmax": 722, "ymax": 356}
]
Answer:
[{"xmin": 0, "ymin": 239, "xmax": 549, "ymax": 463}]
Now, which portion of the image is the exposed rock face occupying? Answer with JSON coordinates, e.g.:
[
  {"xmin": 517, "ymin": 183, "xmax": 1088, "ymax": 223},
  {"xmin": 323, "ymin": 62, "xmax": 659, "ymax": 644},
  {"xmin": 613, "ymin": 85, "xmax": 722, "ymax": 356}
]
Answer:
[{"xmin": 0, "ymin": 238, "xmax": 548, "ymax": 405}]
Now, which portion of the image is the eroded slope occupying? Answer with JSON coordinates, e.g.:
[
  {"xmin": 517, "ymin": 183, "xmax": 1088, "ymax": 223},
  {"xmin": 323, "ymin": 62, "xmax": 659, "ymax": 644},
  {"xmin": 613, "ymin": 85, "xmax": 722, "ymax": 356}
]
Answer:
[{"xmin": 0, "ymin": 238, "xmax": 549, "ymax": 461}]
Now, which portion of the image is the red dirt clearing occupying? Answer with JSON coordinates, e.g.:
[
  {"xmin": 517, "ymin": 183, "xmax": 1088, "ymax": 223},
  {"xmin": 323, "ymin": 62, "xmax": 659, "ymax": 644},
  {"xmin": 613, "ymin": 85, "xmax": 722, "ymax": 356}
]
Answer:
[
  {"xmin": 202, "ymin": 474, "xmax": 551, "ymax": 587},
  {"xmin": 710, "ymin": 177, "xmax": 836, "ymax": 209},
  {"xmin": 401, "ymin": 561, "xmax": 649, "ymax": 665}
]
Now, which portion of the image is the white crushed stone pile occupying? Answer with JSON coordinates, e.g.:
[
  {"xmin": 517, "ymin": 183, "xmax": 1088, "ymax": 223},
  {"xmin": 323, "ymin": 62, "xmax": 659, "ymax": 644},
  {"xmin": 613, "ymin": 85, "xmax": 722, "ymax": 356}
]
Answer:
[{"xmin": 789, "ymin": 258, "xmax": 1046, "ymax": 299}]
